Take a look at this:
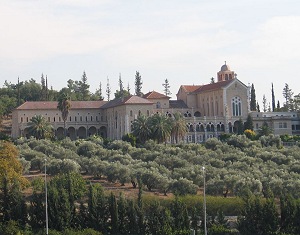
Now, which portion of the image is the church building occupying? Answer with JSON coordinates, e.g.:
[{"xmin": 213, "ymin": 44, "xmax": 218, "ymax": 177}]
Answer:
[{"xmin": 11, "ymin": 63, "xmax": 258, "ymax": 142}]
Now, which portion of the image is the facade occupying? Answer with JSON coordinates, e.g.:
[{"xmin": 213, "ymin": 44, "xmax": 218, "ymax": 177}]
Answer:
[{"xmin": 11, "ymin": 63, "xmax": 298, "ymax": 142}]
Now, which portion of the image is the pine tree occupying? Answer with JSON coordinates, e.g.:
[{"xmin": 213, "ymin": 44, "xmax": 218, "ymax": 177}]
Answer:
[
  {"xmin": 135, "ymin": 71, "xmax": 143, "ymax": 97},
  {"xmin": 262, "ymin": 95, "xmax": 267, "ymax": 112},
  {"xmin": 162, "ymin": 79, "xmax": 172, "ymax": 96},
  {"xmin": 257, "ymin": 102, "xmax": 260, "ymax": 112},
  {"xmin": 282, "ymin": 83, "xmax": 293, "ymax": 111},
  {"xmin": 106, "ymin": 77, "xmax": 111, "ymax": 101},
  {"xmin": 127, "ymin": 82, "xmax": 131, "ymax": 94},
  {"xmin": 250, "ymin": 84, "xmax": 257, "ymax": 111},
  {"xmin": 271, "ymin": 83, "xmax": 275, "ymax": 112},
  {"xmin": 40, "ymin": 74, "xmax": 47, "ymax": 101},
  {"xmin": 210, "ymin": 77, "xmax": 215, "ymax": 84},
  {"xmin": 95, "ymin": 82, "xmax": 104, "ymax": 101},
  {"xmin": 79, "ymin": 71, "xmax": 90, "ymax": 101}
]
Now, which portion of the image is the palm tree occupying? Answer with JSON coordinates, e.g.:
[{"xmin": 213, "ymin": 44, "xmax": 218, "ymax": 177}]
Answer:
[
  {"xmin": 171, "ymin": 112, "xmax": 188, "ymax": 144},
  {"xmin": 131, "ymin": 115, "xmax": 152, "ymax": 143},
  {"xmin": 27, "ymin": 115, "xmax": 53, "ymax": 139},
  {"xmin": 150, "ymin": 113, "xmax": 172, "ymax": 144},
  {"xmin": 57, "ymin": 93, "xmax": 71, "ymax": 137}
]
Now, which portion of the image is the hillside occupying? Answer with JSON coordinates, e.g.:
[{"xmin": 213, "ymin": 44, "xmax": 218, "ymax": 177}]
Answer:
[{"xmin": 16, "ymin": 135, "xmax": 300, "ymax": 199}]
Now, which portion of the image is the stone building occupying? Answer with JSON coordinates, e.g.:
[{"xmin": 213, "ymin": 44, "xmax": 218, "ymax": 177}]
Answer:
[{"xmin": 12, "ymin": 63, "xmax": 296, "ymax": 142}]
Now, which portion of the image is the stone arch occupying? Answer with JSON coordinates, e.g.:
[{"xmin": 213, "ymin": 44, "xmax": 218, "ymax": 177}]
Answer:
[
  {"xmin": 233, "ymin": 120, "xmax": 240, "ymax": 134},
  {"xmin": 23, "ymin": 128, "xmax": 30, "ymax": 138},
  {"xmin": 194, "ymin": 111, "xmax": 201, "ymax": 117},
  {"xmin": 88, "ymin": 126, "xmax": 97, "ymax": 136},
  {"xmin": 78, "ymin": 126, "xmax": 87, "ymax": 139},
  {"xmin": 99, "ymin": 126, "xmax": 107, "ymax": 138},
  {"xmin": 56, "ymin": 127, "xmax": 65, "ymax": 139},
  {"xmin": 67, "ymin": 127, "xmax": 76, "ymax": 140},
  {"xmin": 228, "ymin": 122, "xmax": 233, "ymax": 133}
]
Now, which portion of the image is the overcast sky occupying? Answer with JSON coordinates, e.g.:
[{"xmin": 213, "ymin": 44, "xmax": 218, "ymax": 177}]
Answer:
[{"xmin": 1, "ymin": 0, "xmax": 300, "ymax": 106}]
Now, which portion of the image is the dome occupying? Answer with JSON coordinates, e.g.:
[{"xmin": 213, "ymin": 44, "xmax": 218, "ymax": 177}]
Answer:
[{"xmin": 221, "ymin": 63, "xmax": 230, "ymax": 71}]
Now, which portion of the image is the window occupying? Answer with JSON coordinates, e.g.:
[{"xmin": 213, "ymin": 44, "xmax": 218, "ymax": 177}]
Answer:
[
  {"xmin": 70, "ymin": 116, "xmax": 72, "ymax": 121},
  {"xmin": 187, "ymin": 135, "xmax": 192, "ymax": 143},
  {"xmin": 80, "ymin": 116, "xmax": 82, "ymax": 121},
  {"xmin": 21, "ymin": 117, "xmax": 23, "ymax": 122},
  {"xmin": 59, "ymin": 117, "xmax": 61, "ymax": 122},
  {"xmin": 279, "ymin": 122, "xmax": 287, "ymax": 129},
  {"xmin": 75, "ymin": 116, "xmax": 77, "ymax": 122},
  {"xmin": 232, "ymin": 96, "xmax": 242, "ymax": 116},
  {"xmin": 54, "ymin": 117, "xmax": 56, "ymax": 122},
  {"xmin": 156, "ymin": 102, "xmax": 161, "ymax": 108},
  {"xmin": 147, "ymin": 110, "xmax": 150, "ymax": 116},
  {"xmin": 96, "ymin": 116, "xmax": 98, "ymax": 121},
  {"xmin": 48, "ymin": 117, "xmax": 50, "ymax": 122},
  {"xmin": 91, "ymin": 116, "xmax": 93, "ymax": 121},
  {"xmin": 130, "ymin": 110, "xmax": 133, "ymax": 117}
]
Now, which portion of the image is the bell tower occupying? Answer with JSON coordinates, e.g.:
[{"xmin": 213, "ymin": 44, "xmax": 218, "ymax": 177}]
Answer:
[{"xmin": 217, "ymin": 61, "xmax": 235, "ymax": 82}]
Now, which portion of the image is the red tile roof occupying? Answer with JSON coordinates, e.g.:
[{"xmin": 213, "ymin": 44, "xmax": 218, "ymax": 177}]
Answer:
[
  {"xmin": 180, "ymin": 85, "xmax": 202, "ymax": 93},
  {"xmin": 16, "ymin": 101, "xmax": 107, "ymax": 110},
  {"xmin": 143, "ymin": 91, "xmax": 170, "ymax": 99},
  {"xmin": 193, "ymin": 79, "xmax": 234, "ymax": 93},
  {"xmin": 101, "ymin": 95, "xmax": 153, "ymax": 109}
]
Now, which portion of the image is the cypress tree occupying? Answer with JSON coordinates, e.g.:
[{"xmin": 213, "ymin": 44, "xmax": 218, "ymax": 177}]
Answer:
[
  {"xmin": 244, "ymin": 114, "xmax": 254, "ymax": 131},
  {"xmin": 109, "ymin": 192, "xmax": 119, "ymax": 234},
  {"xmin": 280, "ymin": 194, "xmax": 296, "ymax": 234},
  {"xmin": 271, "ymin": 83, "xmax": 275, "ymax": 112},
  {"xmin": 277, "ymin": 100, "xmax": 280, "ymax": 110},
  {"xmin": 250, "ymin": 84, "xmax": 257, "ymax": 111},
  {"xmin": 118, "ymin": 193, "xmax": 127, "ymax": 234},
  {"xmin": 127, "ymin": 199, "xmax": 138, "ymax": 234}
]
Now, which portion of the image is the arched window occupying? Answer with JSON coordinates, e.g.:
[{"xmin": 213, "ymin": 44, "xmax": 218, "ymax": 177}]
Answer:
[{"xmin": 232, "ymin": 96, "xmax": 242, "ymax": 116}]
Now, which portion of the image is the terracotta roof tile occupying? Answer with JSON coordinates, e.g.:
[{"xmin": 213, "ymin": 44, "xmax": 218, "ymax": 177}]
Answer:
[
  {"xmin": 16, "ymin": 101, "xmax": 107, "ymax": 110},
  {"xmin": 193, "ymin": 80, "xmax": 234, "ymax": 93},
  {"xmin": 143, "ymin": 91, "xmax": 170, "ymax": 99},
  {"xmin": 180, "ymin": 85, "xmax": 202, "ymax": 93},
  {"xmin": 101, "ymin": 95, "xmax": 153, "ymax": 109}
]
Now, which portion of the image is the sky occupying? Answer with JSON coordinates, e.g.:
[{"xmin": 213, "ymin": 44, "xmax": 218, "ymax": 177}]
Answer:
[{"xmin": 1, "ymin": 0, "xmax": 300, "ymax": 106}]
